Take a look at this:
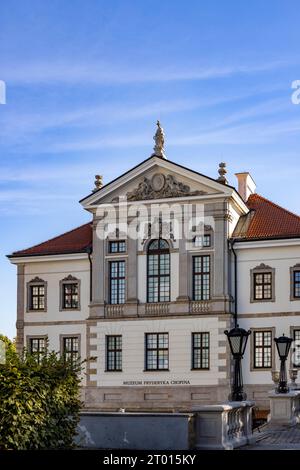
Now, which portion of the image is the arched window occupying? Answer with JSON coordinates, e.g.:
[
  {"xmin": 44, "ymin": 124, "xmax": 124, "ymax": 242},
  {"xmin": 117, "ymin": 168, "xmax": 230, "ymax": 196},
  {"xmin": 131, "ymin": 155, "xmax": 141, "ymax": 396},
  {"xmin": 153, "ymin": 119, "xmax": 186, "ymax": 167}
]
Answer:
[{"xmin": 147, "ymin": 239, "xmax": 170, "ymax": 303}]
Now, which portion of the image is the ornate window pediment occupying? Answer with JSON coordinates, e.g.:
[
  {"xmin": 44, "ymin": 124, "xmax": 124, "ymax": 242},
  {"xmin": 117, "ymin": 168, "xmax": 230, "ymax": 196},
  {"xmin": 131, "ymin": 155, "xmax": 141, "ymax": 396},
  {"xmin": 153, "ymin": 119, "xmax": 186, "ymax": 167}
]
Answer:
[
  {"xmin": 61, "ymin": 274, "xmax": 78, "ymax": 282},
  {"xmin": 254, "ymin": 263, "xmax": 273, "ymax": 270},
  {"xmin": 29, "ymin": 276, "xmax": 45, "ymax": 284}
]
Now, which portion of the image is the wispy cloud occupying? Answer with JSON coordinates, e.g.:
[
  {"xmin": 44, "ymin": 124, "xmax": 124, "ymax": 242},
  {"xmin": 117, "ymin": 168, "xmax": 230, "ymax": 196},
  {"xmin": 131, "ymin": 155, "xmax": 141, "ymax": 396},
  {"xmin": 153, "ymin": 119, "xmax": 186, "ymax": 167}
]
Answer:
[
  {"xmin": 0, "ymin": 98, "xmax": 201, "ymax": 139},
  {"xmin": 211, "ymin": 97, "xmax": 290, "ymax": 129},
  {"xmin": 172, "ymin": 119, "xmax": 300, "ymax": 146},
  {"xmin": 2, "ymin": 59, "xmax": 292, "ymax": 85},
  {"xmin": 0, "ymin": 84, "xmax": 287, "ymax": 143},
  {"xmin": 44, "ymin": 117, "xmax": 300, "ymax": 152},
  {"xmin": 0, "ymin": 159, "xmax": 128, "ymax": 186},
  {"xmin": 0, "ymin": 189, "xmax": 75, "ymax": 215}
]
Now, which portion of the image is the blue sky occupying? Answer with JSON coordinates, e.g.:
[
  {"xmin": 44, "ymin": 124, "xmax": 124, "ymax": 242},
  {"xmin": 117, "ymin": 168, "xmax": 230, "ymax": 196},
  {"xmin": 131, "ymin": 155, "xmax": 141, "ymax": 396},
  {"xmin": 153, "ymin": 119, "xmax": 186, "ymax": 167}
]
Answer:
[{"xmin": 1, "ymin": 0, "xmax": 300, "ymax": 339}]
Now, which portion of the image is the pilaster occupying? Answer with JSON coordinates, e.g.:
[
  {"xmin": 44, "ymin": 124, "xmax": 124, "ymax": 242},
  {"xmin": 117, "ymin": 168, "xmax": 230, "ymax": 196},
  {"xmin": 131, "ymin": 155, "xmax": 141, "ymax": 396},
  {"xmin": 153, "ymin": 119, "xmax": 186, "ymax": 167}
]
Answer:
[
  {"xmin": 213, "ymin": 211, "xmax": 229, "ymax": 300},
  {"xmin": 126, "ymin": 233, "xmax": 138, "ymax": 312},
  {"xmin": 89, "ymin": 219, "xmax": 105, "ymax": 318},
  {"xmin": 16, "ymin": 264, "xmax": 25, "ymax": 354},
  {"xmin": 176, "ymin": 238, "xmax": 190, "ymax": 303}
]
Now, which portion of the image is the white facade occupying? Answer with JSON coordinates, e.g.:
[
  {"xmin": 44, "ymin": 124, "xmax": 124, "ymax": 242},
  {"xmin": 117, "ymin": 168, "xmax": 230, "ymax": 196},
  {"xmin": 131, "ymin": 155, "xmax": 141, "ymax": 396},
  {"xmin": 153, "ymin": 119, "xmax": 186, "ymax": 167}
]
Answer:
[
  {"xmin": 9, "ymin": 147, "xmax": 300, "ymax": 411},
  {"xmin": 236, "ymin": 241, "xmax": 300, "ymax": 393},
  {"xmin": 89, "ymin": 317, "xmax": 227, "ymax": 388}
]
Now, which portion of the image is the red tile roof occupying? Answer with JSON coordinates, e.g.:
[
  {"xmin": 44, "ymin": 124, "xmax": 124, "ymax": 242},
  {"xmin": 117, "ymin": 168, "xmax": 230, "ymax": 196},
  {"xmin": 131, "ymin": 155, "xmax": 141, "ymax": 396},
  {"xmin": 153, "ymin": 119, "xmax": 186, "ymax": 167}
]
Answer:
[
  {"xmin": 8, "ymin": 193, "xmax": 300, "ymax": 258},
  {"xmin": 9, "ymin": 222, "xmax": 92, "ymax": 257},
  {"xmin": 235, "ymin": 193, "xmax": 300, "ymax": 240}
]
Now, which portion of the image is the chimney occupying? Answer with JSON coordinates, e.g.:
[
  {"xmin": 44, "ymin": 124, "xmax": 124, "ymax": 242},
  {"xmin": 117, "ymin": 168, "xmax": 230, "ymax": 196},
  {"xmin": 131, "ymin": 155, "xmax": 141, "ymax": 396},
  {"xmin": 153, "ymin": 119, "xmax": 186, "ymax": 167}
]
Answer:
[{"xmin": 235, "ymin": 172, "xmax": 256, "ymax": 201}]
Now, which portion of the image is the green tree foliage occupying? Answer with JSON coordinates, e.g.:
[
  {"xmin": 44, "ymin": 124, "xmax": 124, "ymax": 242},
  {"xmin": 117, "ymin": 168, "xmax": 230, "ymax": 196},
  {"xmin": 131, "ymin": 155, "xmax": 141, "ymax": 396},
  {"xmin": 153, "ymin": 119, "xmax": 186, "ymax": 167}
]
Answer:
[{"xmin": 0, "ymin": 335, "xmax": 82, "ymax": 450}]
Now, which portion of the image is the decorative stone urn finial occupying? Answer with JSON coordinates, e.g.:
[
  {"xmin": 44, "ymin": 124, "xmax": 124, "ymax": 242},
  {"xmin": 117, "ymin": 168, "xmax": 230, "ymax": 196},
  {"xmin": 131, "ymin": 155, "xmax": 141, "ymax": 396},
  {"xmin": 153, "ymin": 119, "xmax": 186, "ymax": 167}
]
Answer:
[
  {"xmin": 93, "ymin": 174, "xmax": 103, "ymax": 192},
  {"xmin": 289, "ymin": 368, "xmax": 298, "ymax": 389},
  {"xmin": 152, "ymin": 120, "xmax": 166, "ymax": 159},
  {"xmin": 271, "ymin": 370, "xmax": 280, "ymax": 386},
  {"xmin": 217, "ymin": 162, "xmax": 228, "ymax": 185}
]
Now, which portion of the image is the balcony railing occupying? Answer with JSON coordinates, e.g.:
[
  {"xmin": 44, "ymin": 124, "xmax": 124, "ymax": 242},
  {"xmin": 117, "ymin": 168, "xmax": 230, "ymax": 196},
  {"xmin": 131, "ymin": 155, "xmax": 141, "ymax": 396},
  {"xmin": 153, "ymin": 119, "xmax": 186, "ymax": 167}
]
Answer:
[
  {"xmin": 105, "ymin": 304, "xmax": 124, "ymax": 317},
  {"xmin": 145, "ymin": 303, "xmax": 170, "ymax": 316},
  {"xmin": 104, "ymin": 300, "xmax": 213, "ymax": 318},
  {"xmin": 189, "ymin": 301, "xmax": 211, "ymax": 313}
]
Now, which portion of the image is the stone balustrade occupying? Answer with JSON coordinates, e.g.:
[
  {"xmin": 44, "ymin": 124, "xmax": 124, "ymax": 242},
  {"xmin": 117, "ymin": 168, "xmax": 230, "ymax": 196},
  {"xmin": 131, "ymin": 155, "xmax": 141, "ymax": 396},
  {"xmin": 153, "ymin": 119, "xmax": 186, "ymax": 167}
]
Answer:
[
  {"xmin": 145, "ymin": 302, "xmax": 170, "ymax": 316},
  {"xmin": 193, "ymin": 401, "xmax": 254, "ymax": 450},
  {"xmin": 76, "ymin": 401, "xmax": 254, "ymax": 450},
  {"xmin": 105, "ymin": 304, "xmax": 124, "ymax": 317},
  {"xmin": 189, "ymin": 301, "xmax": 211, "ymax": 313},
  {"xmin": 104, "ymin": 300, "xmax": 216, "ymax": 319}
]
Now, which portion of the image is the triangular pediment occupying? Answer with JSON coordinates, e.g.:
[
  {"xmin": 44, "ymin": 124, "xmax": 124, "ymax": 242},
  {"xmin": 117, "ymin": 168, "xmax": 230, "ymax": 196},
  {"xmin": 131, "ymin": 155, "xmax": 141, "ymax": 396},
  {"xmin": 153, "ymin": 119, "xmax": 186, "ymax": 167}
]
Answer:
[{"xmin": 80, "ymin": 156, "xmax": 238, "ymax": 209}]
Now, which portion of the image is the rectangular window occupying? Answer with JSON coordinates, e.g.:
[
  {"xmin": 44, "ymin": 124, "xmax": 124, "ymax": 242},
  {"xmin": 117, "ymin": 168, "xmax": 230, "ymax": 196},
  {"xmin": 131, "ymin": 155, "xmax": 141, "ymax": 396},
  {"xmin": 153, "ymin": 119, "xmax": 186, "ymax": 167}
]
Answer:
[
  {"xmin": 109, "ymin": 261, "xmax": 125, "ymax": 304},
  {"xmin": 193, "ymin": 255, "xmax": 210, "ymax": 301},
  {"xmin": 145, "ymin": 333, "xmax": 169, "ymax": 370},
  {"xmin": 293, "ymin": 271, "xmax": 300, "ymax": 298},
  {"xmin": 62, "ymin": 337, "xmax": 79, "ymax": 365},
  {"xmin": 194, "ymin": 235, "xmax": 211, "ymax": 248},
  {"xmin": 253, "ymin": 331, "xmax": 272, "ymax": 368},
  {"xmin": 29, "ymin": 337, "xmax": 46, "ymax": 363},
  {"xmin": 203, "ymin": 234, "xmax": 211, "ymax": 247},
  {"xmin": 63, "ymin": 283, "xmax": 79, "ymax": 309},
  {"xmin": 109, "ymin": 240, "xmax": 126, "ymax": 253},
  {"xmin": 254, "ymin": 273, "xmax": 272, "ymax": 300},
  {"xmin": 106, "ymin": 335, "xmax": 122, "ymax": 371},
  {"xmin": 30, "ymin": 285, "xmax": 45, "ymax": 310},
  {"xmin": 192, "ymin": 333, "xmax": 210, "ymax": 370},
  {"xmin": 293, "ymin": 330, "xmax": 300, "ymax": 367}
]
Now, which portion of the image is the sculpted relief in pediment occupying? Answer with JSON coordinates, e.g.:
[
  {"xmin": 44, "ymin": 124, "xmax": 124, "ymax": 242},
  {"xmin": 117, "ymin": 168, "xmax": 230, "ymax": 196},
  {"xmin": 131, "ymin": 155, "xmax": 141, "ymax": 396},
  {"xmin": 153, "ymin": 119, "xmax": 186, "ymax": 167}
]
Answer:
[{"xmin": 126, "ymin": 173, "xmax": 207, "ymax": 201}]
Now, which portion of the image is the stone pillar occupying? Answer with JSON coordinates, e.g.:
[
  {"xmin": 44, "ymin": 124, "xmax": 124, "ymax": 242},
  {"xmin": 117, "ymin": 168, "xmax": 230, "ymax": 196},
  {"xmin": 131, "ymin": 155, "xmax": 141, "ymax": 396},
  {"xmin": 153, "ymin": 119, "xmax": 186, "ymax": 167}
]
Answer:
[
  {"xmin": 127, "ymin": 237, "xmax": 138, "ymax": 301},
  {"xmin": 89, "ymin": 219, "xmax": 105, "ymax": 318},
  {"xmin": 175, "ymin": 238, "xmax": 190, "ymax": 314},
  {"xmin": 16, "ymin": 264, "xmax": 25, "ymax": 354},
  {"xmin": 268, "ymin": 390, "xmax": 300, "ymax": 426},
  {"xmin": 193, "ymin": 401, "xmax": 255, "ymax": 450},
  {"xmin": 176, "ymin": 239, "xmax": 189, "ymax": 302},
  {"xmin": 213, "ymin": 206, "xmax": 231, "ymax": 314},
  {"xmin": 213, "ymin": 214, "xmax": 226, "ymax": 297}
]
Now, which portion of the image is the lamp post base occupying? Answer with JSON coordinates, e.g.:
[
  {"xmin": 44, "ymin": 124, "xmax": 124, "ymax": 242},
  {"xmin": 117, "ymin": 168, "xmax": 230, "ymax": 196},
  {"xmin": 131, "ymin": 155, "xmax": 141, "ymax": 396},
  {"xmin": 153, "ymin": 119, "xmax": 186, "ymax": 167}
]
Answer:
[
  {"xmin": 229, "ymin": 390, "xmax": 247, "ymax": 401},
  {"xmin": 276, "ymin": 383, "xmax": 289, "ymax": 394}
]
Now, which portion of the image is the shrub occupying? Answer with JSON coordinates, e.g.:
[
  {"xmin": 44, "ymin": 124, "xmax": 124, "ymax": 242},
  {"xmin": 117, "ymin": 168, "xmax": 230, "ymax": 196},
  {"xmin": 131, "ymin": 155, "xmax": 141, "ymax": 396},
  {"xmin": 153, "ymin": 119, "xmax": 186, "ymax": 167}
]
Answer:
[{"xmin": 0, "ymin": 335, "xmax": 82, "ymax": 450}]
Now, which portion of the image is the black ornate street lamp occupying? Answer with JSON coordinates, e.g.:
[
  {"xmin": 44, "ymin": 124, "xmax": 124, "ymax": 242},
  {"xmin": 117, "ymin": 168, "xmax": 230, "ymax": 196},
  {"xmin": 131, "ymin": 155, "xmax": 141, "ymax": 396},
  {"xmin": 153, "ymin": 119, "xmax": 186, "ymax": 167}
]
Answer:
[
  {"xmin": 274, "ymin": 334, "xmax": 293, "ymax": 394},
  {"xmin": 224, "ymin": 326, "xmax": 251, "ymax": 401}
]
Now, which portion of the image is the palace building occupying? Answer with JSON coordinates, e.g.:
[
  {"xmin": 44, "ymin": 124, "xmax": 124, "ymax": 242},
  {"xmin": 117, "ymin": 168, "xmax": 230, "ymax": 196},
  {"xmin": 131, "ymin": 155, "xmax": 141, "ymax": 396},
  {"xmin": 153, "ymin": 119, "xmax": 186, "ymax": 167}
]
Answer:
[{"xmin": 8, "ymin": 122, "xmax": 300, "ymax": 412}]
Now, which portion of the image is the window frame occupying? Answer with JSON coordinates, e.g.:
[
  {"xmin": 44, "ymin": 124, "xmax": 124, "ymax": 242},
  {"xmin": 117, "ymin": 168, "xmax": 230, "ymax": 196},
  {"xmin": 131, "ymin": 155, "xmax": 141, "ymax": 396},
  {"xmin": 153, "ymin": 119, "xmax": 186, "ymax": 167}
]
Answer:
[
  {"xmin": 291, "ymin": 327, "xmax": 300, "ymax": 368},
  {"xmin": 60, "ymin": 334, "xmax": 80, "ymax": 365},
  {"xmin": 106, "ymin": 335, "xmax": 122, "ymax": 372},
  {"xmin": 27, "ymin": 335, "xmax": 47, "ymax": 363},
  {"xmin": 145, "ymin": 332, "xmax": 169, "ymax": 371},
  {"xmin": 192, "ymin": 255, "xmax": 211, "ymax": 301},
  {"xmin": 26, "ymin": 277, "xmax": 47, "ymax": 312},
  {"xmin": 191, "ymin": 332, "xmax": 210, "ymax": 370},
  {"xmin": 59, "ymin": 275, "xmax": 81, "ymax": 311},
  {"xmin": 251, "ymin": 329, "xmax": 274, "ymax": 370},
  {"xmin": 250, "ymin": 264, "xmax": 275, "ymax": 303},
  {"xmin": 290, "ymin": 265, "xmax": 300, "ymax": 301},
  {"xmin": 253, "ymin": 273, "xmax": 272, "ymax": 301},
  {"xmin": 147, "ymin": 239, "xmax": 170, "ymax": 303},
  {"xmin": 109, "ymin": 240, "xmax": 126, "ymax": 254},
  {"xmin": 109, "ymin": 260, "xmax": 126, "ymax": 304},
  {"xmin": 193, "ymin": 234, "xmax": 211, "ymax": 248}
]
